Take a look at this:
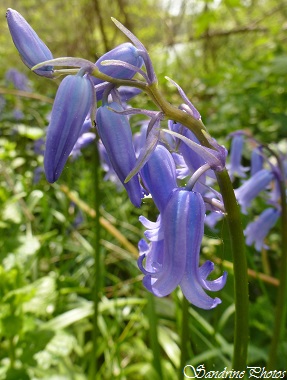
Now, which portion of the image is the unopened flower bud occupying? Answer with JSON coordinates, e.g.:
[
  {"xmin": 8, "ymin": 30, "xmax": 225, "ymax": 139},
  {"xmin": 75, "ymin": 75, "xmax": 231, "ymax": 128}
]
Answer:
[
  {"xmin": 6, "ymin": 8, "xmax": 54, "ymax": 77},
  {"xmin": 93, "ymin": 43, "xmax": 143, "ymax": 99},
  {"xmin": 44, "ymin": 74, "xmax": 94, "ymax": 182},
  {"xmin": 96, "ymin": 102, "xmax": 143, "ymax": 207}
]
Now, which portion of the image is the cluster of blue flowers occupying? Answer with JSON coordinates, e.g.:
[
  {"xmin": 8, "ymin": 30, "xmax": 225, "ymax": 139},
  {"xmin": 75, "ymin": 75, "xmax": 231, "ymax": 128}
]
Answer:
[
  {"xmin": 227, "ymin": 132, "xmax": 283, "ymax": 252},
  {"xmin": 11, "ymin": 8, "xmax": 283, "ymax": 310}
]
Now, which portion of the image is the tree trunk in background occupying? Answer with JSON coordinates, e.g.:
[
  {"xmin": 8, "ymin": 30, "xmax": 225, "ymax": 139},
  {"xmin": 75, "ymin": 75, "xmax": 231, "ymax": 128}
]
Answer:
[{"xmin": 93, "ymin": 0, "xmax": 110, "ymax": 52}]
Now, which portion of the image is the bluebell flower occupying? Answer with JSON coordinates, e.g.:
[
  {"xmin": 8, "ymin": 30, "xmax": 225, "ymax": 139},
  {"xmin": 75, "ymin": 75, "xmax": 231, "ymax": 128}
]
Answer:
[
  {"xmin": 96, "ymin": 101, "xmax": 143, "ymax": 207},
  {"xmin": 138, "ymin": 189, "xmax": 227, "ymax": 309},
  {"xmin": 6, "ymin": 9, "xmax": 54, "ymax": 77},
  {"xmin": 169, "ymin": 121, "xmax": 207, "ymax": 175},
  {"xmin": 33, "ymin": 166, "xmax": 44, "ymax": 184},
  {"xmin": 98, "ymin": 141, "xmax": 123, "ymax": 189},
  {"xmin": 92, "ymin": 43, "xmax": 143, "ymax": 100},
  {"xmin": 250, "ymin": 147, "xmax": 263, "ymax": 176},
  {"xmin": 13, "ymin": 108, "xmax": 24, "ymax": 120},
  {"xmin": 44, "ymin": 73, "xmax": 94, "ymax": 183},
  {"xmin": 70, "ymin": 132, "xmax": 95, "ymax": 159},
  {"xmin": 164, "ymin": 127, "xmax": 227, "ymax": 173},
  {"xmin": 118, "ymin": 86, "xmax": 142, "ymax": 105},
  {"xmin": 6, "ymin": 68, "xmax": 31, "ymax": 91},
  {"xmin": 235, "ymin": 169, "xmax": 275, "ymax": 214},
  {"xmin": 227, "ymin": 133, "xmax": 249, "ymax": 178},
  {"xmin": 34, "ymin": 138, "xmax": 45, "ymax": 156},
  {"xmin": 141, "ymin": 145, "xmax": 177, "ymax": 212},
  {"xmin": 245, "ymin": 208, "xmax": 280, "ymax": 251},
  {"xmin": 138, "ymin": 145, "xmax": 226, "ymax": 308}
]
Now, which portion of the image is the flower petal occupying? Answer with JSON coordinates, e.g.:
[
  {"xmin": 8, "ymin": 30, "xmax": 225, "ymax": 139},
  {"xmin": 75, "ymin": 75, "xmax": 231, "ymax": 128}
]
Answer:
[
  {"xmin": 141, "ymin": 145, "xmax": 177, "ymax": 212},
  {"xmin": 245, "ymin": 207, "xmax": 280, "ymax": 251},
  {"xmin": 44, "ymin": 74, "xmax": 94, "ymax": 182},
  {"xmin": 96, "ymin": 102, "xmax": 143, "ymax": 207}
]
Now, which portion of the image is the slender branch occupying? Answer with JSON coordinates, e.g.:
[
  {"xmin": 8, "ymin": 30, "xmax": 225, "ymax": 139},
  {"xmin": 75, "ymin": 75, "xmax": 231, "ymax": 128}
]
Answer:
[
  {"xmin": 0, "ymin": 87, "xmax": 53, "ymax": 104},
  {"xmin": 59, "ymin": 184, "xmax": 138, "ymax": 256},
  {"xmin": 92, "ymin": 0, "xmax": 110, "ymax": 52}
]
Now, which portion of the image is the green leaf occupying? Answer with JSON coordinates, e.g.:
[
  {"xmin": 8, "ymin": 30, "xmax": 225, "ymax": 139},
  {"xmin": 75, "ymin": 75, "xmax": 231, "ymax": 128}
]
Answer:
[
  {"xmin": 15, "ymin": 235, "xmax": 40, "ymax": 256},
  {"xmin": 158, "ymin": 326, "xmax": 180, "ymax": 368},
  {"xmin": 23, "ymin": 276, "xmax": 56, "ymax": 316},
  {"xmin": 5, "ymin": 368, "xmax": 30, "ymax": 380},
  {"xmin": 26, "ymin": 190, "xmax": 44, "ymax": 212},
  {"xmin": 1, "ymin": 315, "xmax": 23, "ymax": 337},
  {"xmin": 19, "ymin": 330, "xmax": 55, "ymax": 366}
]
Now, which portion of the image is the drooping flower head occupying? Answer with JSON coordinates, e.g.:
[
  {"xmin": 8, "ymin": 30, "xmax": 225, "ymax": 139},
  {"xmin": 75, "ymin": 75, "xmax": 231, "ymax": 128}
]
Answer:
[
  {"xmin": 245, "ymin": 208, "xmax": 280, "ymax": 251},
  {"xmin": 235, "ymin": 169, "xmax": 275, "ymax": 214},
  {"xmin": 138, "ymin": 145, "xmax": 226, "ymax": 309},
  {"xmin": 139, "ymin": 188, "xmax": 227, "ymax": 309},
  {"xmin": 227, "ymin": 133, "xmax": 249, "ymax": 179}
]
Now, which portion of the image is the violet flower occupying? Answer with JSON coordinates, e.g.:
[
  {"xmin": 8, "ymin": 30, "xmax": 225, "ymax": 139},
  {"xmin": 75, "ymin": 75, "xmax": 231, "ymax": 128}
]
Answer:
[
  {"xmin": 92, "ymin": 43, "xmax": 144, "ymax": 100},
  {"xmin": 70, "ymin": 132, "xmax": 95, "ymax": 159},
  {"xmin": 245, "ymin": 208, "xmax": 280, "ymax": 251},
  {"xmin": 138, "ymin": 189, "xmax": 227, "ymax": 309},
  {"xmin": 44, "ymin": 73, "xmax": 94, "ymax": 183},
  {"xmin": 96, "ymin": 101, "xmax": 143, "ymax": 207},
  {"xmin": 98, "ymin": 141, "xmax": 122, "ymax": 189},
  {"xmin": 6, "ymin": 8, "xmax": 54, "ymax": 77},
  {"xmin": 227, "ymin": 133, "xmax": 249, "ymax": 178},
  {"xmin": 250, "ymin": 147, "xmax": 264, "ymax": 176},
  {"xmin": 6, "ymin": 68, "xmax": 31, "ymax": 91},
  {"xmin": 138, "ymin": 146, "xmax": 226, "ymax": 309},
  {"xmin": 169, "ymin": 121, "xmax": 207, "ymax": 175},
  {"xmin": 235, "ymin": 169, "xmax": 275, "ymax": 214},
  {"xmin": 141, "ymin": 145, "xmax": 177, "ymax": 212},
  {"xmin": 164, "ymin": 128, "xmax": 227, "ymax": 173}
]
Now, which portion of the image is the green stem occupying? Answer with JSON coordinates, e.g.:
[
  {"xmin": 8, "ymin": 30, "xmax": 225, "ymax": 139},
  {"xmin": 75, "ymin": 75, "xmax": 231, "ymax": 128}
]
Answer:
[
  {"xmin": 216, "ymin": 169, "xmax": 249, "ymax": 370},
  {"xmin": 90, "ymin": 70, "xmax": 210, "ymax": 146},
  {"xmin": 89, "ymin": 142, "xmax": 102, "ymax": 379},
  {"xmin": 267, "ymin": 158, "xmax": 287, "ymax": 369},
  {"xmin": 179, "ymin": 297, "xmax": 190, "ymax": 379},
  {"xmin": 146, "ymin": 293, "xmax": 163, "ymax": 379}
]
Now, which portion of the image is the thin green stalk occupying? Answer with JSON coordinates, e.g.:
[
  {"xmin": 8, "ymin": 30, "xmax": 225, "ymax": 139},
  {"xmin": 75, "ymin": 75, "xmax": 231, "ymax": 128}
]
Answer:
[
  {"xmin": 216, "ymin": 169, "xmax": 249, "ymax": 370},
  {"xmin": 89, "ymin": 142, "xmax": 102, "ymax": 379},
  {"xmin": 179, "ymin": 297, "xmax": 190, "ymax": 380},
  {"xmin": 268, "ymin": 158, "xmax": 287, "ymax": 369},
  {"xmin": 146, "ymin": 292, "xmax": 163, "ymax": 379}
]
